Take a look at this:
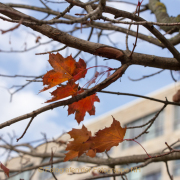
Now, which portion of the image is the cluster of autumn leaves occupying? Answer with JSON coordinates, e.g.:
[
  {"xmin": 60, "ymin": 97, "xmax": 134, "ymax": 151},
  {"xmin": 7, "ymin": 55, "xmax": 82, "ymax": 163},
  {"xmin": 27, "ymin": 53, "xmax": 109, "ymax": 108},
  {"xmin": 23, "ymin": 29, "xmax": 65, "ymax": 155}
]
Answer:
[
  {"xmin": 41, "ymin": 53, "xmax": 126, "ymax": 161},
  {"xmin": 64, "ymin": 117, "xmax": 126, "ymax": 161},
  {"xmin": 40, "ymin": 53, "xmax": 100, "ymax": 124}
]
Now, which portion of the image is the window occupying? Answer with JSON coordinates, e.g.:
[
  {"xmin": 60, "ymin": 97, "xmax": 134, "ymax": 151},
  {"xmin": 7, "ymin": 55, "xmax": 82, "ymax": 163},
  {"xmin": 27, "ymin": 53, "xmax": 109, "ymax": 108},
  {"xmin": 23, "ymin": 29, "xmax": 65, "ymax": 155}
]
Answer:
[
  {"xmin": 174, "ymin": 106, "xmax": 180, "ymax": 130},
  {"xmin": 117, "ymin": 164, "xmax": 161, "ymax": 180},
  {"xmin": 173, "ymin": 146, "xmax": 180, "ymax": 176},
  {"xmin": 142, "ymin": 171, "xmax": 161, "ymax": 180},
  {"xmin": 9, "ymin": 164, "xmax": 33, "ymax": 180},
  {"xmin": 122, "ymin": 111, "xmax": 164, "ymax": 149},
  {"xmin": 117, "ymin": 164, "xmax": 142, "ymax": 180},
  {"xmin": 173, "ymin": 160, "xmax": 180, "ymax": 177}
]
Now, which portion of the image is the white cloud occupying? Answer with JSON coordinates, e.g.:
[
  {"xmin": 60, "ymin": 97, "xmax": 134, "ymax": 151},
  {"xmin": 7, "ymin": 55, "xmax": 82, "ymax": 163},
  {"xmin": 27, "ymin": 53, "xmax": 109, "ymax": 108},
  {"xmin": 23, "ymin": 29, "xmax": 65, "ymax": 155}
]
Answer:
[{"xmin": 0, "ymin": 77, "xmax": 65, "ymax": 143}]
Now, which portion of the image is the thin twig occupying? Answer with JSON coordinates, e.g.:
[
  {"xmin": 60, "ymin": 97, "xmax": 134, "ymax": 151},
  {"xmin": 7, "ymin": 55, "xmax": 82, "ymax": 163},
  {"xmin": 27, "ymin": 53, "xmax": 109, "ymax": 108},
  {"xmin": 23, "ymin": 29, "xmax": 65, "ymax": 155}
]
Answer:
[
  {"xmin": 16, "ymin": 116, "xmax": 36, "ymax": 142},
  {"xmin": 82, "ymin": 88, "xmax": 180, "ymax": 106},
  {"xmin": 165, "ymin": 142, "xmax": 173, "ymax": 151},
  {"xmin": 40, "ymin": 0, "xmax": 50, "ymax": 9},
  {"xmin": 0, "ymin": 74, "xmax": 42, "ymax": 78},
  {"xmin": 35, "ymin": 45, "xmax": 67, "ymax": 55},
  {"xmin": 52, "ymin": 4, "xmax": 73, "ymax": 19},
  {"xmin": 128, "ymin": 69, "xmax": 164, "ymax": 81},
  {"xmin": 132, "ymin": 104, "xmax": 166, "ymax": 140},
  {"xmin": 125, "ymin": 21, "xmax": 131, "ymax": 51},
  {"xmin": 49, "ymin": 148, "xmax": 58, "ymax": 180},
  {"xmin": 170, "ymin": 70, "xmax": 177, "ymax": 82},
  {"xmin": 129, "ymin": 1, "xmax": 142, "ymax": 58},
  {"xmin": 0, "ymin": 18, "xmax": 23, "ymax": 34},
  {"xmin": 9, "ymin": 74, "xmax": 43, "ymax": 102},
  {"xmin": 26, "ymin": 80, "xmax": 43, "ymax": 82},
  {"xmin": 162, "ymin": 139, "xmax": 180, "ymax": 152},
  {"xmin": 0, "ymin": 40, "xmax": 53, "ymax": 53},
  {"xmin": 73, "ymin": 27, "xmax": 94, "ymax": 59},
  {"xmin": 165, "ymin": 161, "xmax": 173, "ymax": 180}
]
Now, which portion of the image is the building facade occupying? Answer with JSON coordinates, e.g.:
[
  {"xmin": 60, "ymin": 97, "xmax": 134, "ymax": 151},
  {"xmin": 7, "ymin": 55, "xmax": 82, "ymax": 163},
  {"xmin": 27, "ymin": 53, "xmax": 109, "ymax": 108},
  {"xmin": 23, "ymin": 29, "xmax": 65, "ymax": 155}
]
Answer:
[{"xmin": 3, "ymin": 83, "xmax": 180, "ymax": 180}]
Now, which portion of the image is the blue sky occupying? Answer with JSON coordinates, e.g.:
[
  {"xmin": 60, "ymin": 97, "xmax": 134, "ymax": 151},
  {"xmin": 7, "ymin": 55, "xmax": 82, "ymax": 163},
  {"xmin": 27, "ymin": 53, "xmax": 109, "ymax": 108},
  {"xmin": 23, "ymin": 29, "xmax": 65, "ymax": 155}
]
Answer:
[{"xmin": 0, "ymin": 0, "xmax": 179, "ymax": 147}]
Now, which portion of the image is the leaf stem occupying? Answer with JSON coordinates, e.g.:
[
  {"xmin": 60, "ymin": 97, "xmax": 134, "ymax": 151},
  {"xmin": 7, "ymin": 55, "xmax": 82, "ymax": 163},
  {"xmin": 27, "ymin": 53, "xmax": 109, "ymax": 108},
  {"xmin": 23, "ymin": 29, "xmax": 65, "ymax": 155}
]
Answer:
[{"xmin": 124, "ymin": 139, "xmax": 151, "ymax": 158}]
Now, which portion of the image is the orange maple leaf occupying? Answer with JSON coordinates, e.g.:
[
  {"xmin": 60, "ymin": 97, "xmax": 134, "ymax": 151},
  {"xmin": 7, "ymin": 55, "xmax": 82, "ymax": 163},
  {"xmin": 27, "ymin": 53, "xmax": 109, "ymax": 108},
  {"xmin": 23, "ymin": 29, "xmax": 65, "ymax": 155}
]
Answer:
[
  {"xmin": 64, "ymin": 117, "xmax": 126, "ymax": 161},
  {"xmin": 90, "ymin": 116, "xmax": 126, "ymax": 152},
  {"xmin": 64, "ymin": 125, "xmax": 92, "ymax": 161},
  {"xmin": 68, "ymin": 92, "xmax": 100, "ymax": 124},
  {"xmin": 40, "ymin": 70, "xmax": 66, "ymax": 92},
  {"xmin": 45, "ymin": 80, "xmax": 78, "ymax": 103},
  {"xmin": 86, "ymin": 149, "xmax": 96, "ymax": 158},
  {"xmin": 73, "ymin": 58, "xmax": 87, "ymax": 81},
  {"xmin": 40, "ymin": 53, "xmax": 76, "ymax": 92},
  {"xmin": 64, "ymin": 150, "xmax": 79, "ymax": 162},
  {"xmin": 40, "ymin": 53, "xmax": 87, "ymax": 92}
]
